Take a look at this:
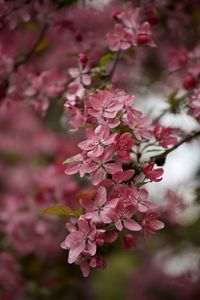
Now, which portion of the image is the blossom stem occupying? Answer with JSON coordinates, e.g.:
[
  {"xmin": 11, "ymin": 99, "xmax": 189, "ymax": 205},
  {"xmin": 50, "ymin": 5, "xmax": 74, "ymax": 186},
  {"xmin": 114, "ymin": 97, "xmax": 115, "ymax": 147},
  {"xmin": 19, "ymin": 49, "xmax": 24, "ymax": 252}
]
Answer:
[
  {"xmin": 109, "ymin": 50, "xmax": 121, "ymax": 81},
  {"xmin": 14, "ymin": 23, "xmax": 48, "ymax": 71}
]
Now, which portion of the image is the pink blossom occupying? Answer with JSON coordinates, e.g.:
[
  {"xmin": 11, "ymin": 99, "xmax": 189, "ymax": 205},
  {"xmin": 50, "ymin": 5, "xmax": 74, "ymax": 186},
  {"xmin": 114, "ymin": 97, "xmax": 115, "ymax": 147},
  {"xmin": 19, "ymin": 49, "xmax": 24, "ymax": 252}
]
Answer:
[
  {"xmin": 101, "ymin": 169, "xmax": 135, "ymax": 197},
  {"xmin": 183, "ymin": 73, "xmax": 196, "ymax": 90},
  {"xmin": 114, "ymin": 132, "xmax": 134, "ymax": 159},
  {"xmin": 5, "ymin": 5, "xmax": 30, "ymax": 30},
  {"xmin": 113, "ymin": 7, "xmax": 139, "ymax": 44},
  {"xmin": 143, "ymin": 162, "xmax": 164, "ymax": 182},
  {"xmin": 100, "ymin": 231, "xmax": 118, "ymax": 244},
  {"xmin": 80, "ymin": 186, "xmax": 117, "ymax": 223},
  {"xmin": 102, "ymin": 169, "xmax": 135, "ymax": 186},
  {"xmin": 131, "ymin": 186, "xmax": 156, "ymax": 212},
  {"xmin": 32, "ymin": 97, "xmax": 49, "ymax": 117},
  {"xmin": 79, "ymin": 53, "xmax": 88, "ymax": 65},
  {"xmin": 136, "ymin": 22, "xmax": 156, "ymax": 47},
  {"xmin": 25, "ymin": 70, "xmax": 66, "ymax": 99},
  {"xmin": 127, "ymin": 107, "xmax": 152, "ymax": 140},
  {"xmin": 81, "ymin": 147, "xmax": 123, "ymax": 185},
  {"xmin": 141, "ymin": 212, "xmax": 164, "ymax": 233},
  {"xmin": 64, "ymin": 154, "xmax": 84, "ymax": 175},
  {"xmin": 112, "ymin": 199, "xmax": 142, "ymax": 232},
  {"xmin": 188, "ymin": 88, "xmax": 200, "ymax": 120},
  {"xmin": 78, "ymin": 124, "xmax": 117, "ymax": 157},
  {"xmin": 68, "ymin": 58, "xmax": 91, "ymax": 87},
  {"xmin": 65, "ymin": 81, "xmax": 85, "ymax": 102},
  {"xmin": 106, "ymin": 24, "xmax": 133, "ymax": 52},
  {"xmin": 121, "ymin": 233, "xmax": 138, "ymax": 250},
  {"xmin": 65, "ymin": 106, "xmax": 85, "ymax": 129},
  {"xmin": 154, "ymin": 123, "xmax": 177, "ymax": 148},
  {"xmin": 112, "ymin": 7, "xmax": 155, "ymax": 47},
  {"xmin": 88, "ymin": 88, "xmax": 132, "ymax": 127},
  {"xmin": 65, "ymin": 55, "xmax": 91, "ymax": 104},
  {"xmin": 75, "ymin": 254, "xmax": 106, "ymax": 277},
  {"xmin": 61, "ymin": 217, "xmax": 103, "ymax": 264}
]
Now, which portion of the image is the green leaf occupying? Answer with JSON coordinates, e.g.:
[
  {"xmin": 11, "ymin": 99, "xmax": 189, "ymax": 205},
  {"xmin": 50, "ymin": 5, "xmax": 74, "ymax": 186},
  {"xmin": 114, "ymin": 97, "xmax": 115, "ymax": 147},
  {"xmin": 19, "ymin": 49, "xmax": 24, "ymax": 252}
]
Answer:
[
  {"xmin": 0, "ymin": 151, "xmax": 21, "ymax": 165},
  {"xmin": 63, "ymin": 155, "xmax": 78, "ymax": 164},
  {"xmin": 25, "ymin": 21, "xmax": 38, "ymax": 32},
  {"xmin": 168, "ymin": 90, "xmax": 179, "ymax": 113},
  {"xmin": 35, "ymin": 37, "xmax": 48, "ymax": 52},
  {"xmin": 99, "ymin": 53, "xmax": 113, "ymax": 67},
  {"xmin": 40, "ymin": 205, "xmax": 81, "ymax": 216}
]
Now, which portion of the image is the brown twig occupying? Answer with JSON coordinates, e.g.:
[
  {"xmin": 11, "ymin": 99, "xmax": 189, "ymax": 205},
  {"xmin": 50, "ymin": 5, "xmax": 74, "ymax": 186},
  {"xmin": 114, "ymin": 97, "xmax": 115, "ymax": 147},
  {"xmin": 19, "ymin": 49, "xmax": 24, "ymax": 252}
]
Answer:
[
  {"xmin": 151, "ymin": 130, "xmax": 200, "ymax": 166},
  {"xmin": 109, "ymin": 50, "xmax": 121, "ymax": 81},
  {"xmin": 13, "ymin": 23, "xmax": 48, "ymax": 71}
]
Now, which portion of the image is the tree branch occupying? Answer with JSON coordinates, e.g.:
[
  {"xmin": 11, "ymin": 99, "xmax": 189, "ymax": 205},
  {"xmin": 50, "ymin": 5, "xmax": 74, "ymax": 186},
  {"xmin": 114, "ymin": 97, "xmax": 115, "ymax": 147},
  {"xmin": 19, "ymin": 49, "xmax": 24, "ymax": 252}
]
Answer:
[
  {"xmin": 151, "ymin": 130, "xmax": 200, "ymax": 166},
  {"xmin": 13, "ymin": 23, "xmax": 48, "ymax": 71},
  {"xmin": 109, "ymin": 50, "xmax": 121, "ymax": 81}
]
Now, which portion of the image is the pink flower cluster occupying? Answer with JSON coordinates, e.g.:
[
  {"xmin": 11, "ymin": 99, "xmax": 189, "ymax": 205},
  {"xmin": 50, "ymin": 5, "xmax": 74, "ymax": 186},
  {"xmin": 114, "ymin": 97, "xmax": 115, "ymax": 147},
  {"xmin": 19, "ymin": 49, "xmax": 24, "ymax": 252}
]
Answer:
[
  {"xmin": 61, "ymin": 185, "xmax": 164, "ymax": 277},
  {"xmin": 65, "ymin": 54, "xmax": 91, "ymax": 104},
  {"xmin": 24, "ymin": 69, "xmax": 67, "ymax": 116},
  {"xmin": 107, "ymin": 6, "xmax": 155, "ymax": 52},
  {"xmin": 63, "ymin": 87, "xmax": 168, "ymax": 276}
]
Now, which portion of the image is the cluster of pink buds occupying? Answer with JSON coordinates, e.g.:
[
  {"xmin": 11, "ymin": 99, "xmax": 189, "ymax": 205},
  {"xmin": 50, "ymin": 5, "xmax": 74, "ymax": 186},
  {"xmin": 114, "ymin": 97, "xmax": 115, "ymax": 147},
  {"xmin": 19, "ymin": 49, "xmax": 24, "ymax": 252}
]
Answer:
[{"xmin": 61, "ymin": 86, "xmax": 177, "ymax": 277}]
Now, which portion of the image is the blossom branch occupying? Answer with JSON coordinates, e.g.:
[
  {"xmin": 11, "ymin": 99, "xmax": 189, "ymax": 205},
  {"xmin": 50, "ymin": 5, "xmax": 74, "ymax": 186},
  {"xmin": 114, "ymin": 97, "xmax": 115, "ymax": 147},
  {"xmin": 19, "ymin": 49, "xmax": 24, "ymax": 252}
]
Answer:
[
  {"xmin": 109, "ymin": 50, "xmax": 121, "ymax": 81},
  {"xmin": 151, "ymin": 130, "xmax": 200, "ymax": 165},
  {"xmin": 13, "ymin": 23, "xmax": 48, "ymax": 71}
]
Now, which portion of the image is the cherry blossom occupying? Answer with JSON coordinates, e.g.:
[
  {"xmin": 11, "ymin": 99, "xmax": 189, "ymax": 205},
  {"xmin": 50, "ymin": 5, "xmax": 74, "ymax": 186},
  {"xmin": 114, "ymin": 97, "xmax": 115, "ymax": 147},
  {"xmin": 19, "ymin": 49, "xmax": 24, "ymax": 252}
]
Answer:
[
  {"xmin": 78, "ymin": 124, "xmax": 117, "ymax": 157},
  {"xmin": 88, "ymin": 88, "xmax": 132, "ymax": 127},
  {"xmin": 80, "ymin": 186, "xmax": 117, "ymax": 224},
  {"xmin": 141, "ymin": 211, "xmax": 164, "ymax": 233},
  {"xmin": 188, "ymin": 88, "xmax": 200, "ymax": 120},
  {"xmin": 131, "ymin": 186, "xmax": 156, "ymax": 213},
  {"xmin": 114, "ymin": 132, "xmax": 134, "ymax": 160},
  {"xmin": 154, "ymin": 123, "xmax": 177, "ymax": 148},
  {"xmin": 183, "ymin": 73, "xmax": 197, "ymax": 90},
  {"xmin": 64, "ymin": 154, "xmax": 84, "ymax": 176},
  {"xmin": 127, "ymin": 107, "xmax": 152, "ymax": 140},
  {"xmin": 143, "ymin": 162, "xmax": 164, "ymax": 182},
  {"xmin": 80, "ymin": 147, "xmax": 123, "ymax": 185},
  {"xmin": 106, "ymin": 24, "xmax": 133, "ymax": 52},
  {"xmin": 68, "ymin": 57, "xmax": 91, "ymax": 87},
  {"xmin": 112, "ymin": 199, "xmax": 142, "ymax": 232},
  {"xmin": 74, "ymin": 253, "xmax": 106, "ymax": 278},
  {"xmin": 136, "ymin": 22, "xmax": 156, "ymax": 47},
  {"xmin": 101, "ymin": 169, "xmax": 135, "ymax": 198},
  {"xmin": 61, "ymin": 217, "xmax": 104, "ymax": 264}
]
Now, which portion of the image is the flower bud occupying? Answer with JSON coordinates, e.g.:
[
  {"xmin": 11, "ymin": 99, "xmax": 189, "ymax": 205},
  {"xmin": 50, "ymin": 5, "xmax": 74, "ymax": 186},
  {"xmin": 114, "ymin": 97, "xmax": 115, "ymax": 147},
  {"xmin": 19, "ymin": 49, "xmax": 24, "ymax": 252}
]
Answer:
[
  {"xmin": 183, "ymin": 73, "xmax": 196, "ymax": 90},
  {"xmin": 79, "ymin": 53, "xmax": 88, "ymax": 64}
]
